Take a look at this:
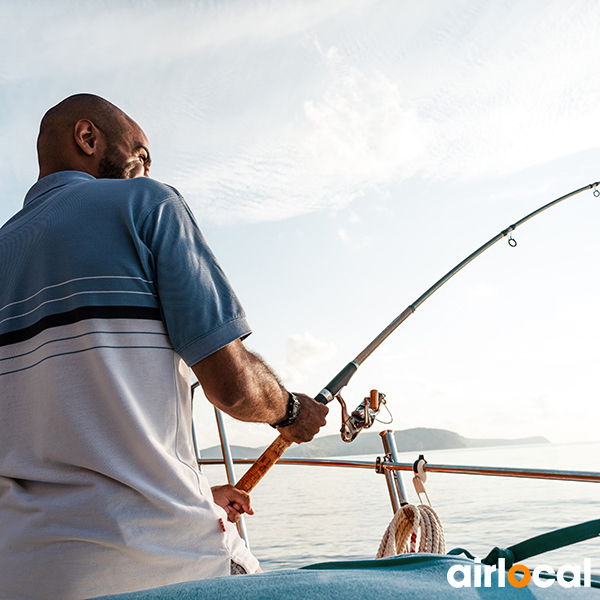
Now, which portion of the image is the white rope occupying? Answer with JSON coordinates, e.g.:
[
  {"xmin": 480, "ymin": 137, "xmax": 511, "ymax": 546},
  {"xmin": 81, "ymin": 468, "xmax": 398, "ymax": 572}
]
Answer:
[{"xmin": 376, "ymin": 504, "xmax": 446, "ymax": 559}]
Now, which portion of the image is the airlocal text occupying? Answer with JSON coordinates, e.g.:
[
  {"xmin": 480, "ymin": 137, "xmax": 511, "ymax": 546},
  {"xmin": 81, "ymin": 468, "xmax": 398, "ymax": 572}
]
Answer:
[{"xmin": 447, "ymin": 558, "xmax": 592, "ymax": 588}]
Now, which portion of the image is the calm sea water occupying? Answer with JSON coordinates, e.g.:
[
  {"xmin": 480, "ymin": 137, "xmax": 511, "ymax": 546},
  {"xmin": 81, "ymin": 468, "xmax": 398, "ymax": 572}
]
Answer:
[{"xmin": 202, "ymin": 440, "xmax": 600, "ymax": 573}]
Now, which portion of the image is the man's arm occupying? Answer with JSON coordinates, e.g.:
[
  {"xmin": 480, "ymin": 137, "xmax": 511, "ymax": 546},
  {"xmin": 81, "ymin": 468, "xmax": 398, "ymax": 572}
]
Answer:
[{"xmin": 192, "ymin": 339, "xmax": 328, "ymax": 444}]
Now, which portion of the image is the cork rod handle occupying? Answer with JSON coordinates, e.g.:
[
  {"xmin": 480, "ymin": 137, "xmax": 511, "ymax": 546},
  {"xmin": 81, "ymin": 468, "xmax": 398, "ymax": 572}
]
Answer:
[{"xmin": 234, "ymin": 434, "xmax": 292, "ymax": 493}]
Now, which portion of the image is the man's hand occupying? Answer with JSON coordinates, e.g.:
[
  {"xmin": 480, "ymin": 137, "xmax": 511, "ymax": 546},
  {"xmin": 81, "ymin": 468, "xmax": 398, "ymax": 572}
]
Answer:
[
  {"xmin": 276, "ymin": 392, "xmax": 328, "ymax": 444},
  {"xmin": 211, "ymin": 484, "xmax": 255, "ymax": 523}
]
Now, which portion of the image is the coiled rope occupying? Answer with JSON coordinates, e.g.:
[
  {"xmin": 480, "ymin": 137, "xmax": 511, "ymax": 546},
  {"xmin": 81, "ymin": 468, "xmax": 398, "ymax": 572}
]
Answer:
[{"xmin": 376, "ymin": 504, "xmax": 446, "ymax": 558}]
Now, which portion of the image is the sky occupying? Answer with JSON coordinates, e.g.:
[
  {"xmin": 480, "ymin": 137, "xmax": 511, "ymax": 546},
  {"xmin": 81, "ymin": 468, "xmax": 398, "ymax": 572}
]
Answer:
[{"xmin": 1, "ymin": 0, "xmax": 599, "ymax": 451}]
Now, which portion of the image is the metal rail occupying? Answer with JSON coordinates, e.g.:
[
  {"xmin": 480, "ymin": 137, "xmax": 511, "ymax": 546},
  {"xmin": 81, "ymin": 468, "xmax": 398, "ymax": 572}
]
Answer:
[
  {"xmin": 199, "ymin": 456, "xmax": 600, "ymax": 484},
  {"xmin": 379, "ymin": 430, "xmax": 408, "ymax": 510},
  {"xmin": 214, "ymin": 407, "xmax": 250, "ymax": 547}
]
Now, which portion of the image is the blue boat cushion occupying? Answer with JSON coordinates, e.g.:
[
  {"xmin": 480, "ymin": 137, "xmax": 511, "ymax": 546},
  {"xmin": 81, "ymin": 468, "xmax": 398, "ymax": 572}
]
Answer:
[{"xmin": 88, "ymin": 554, "xmax": 599, "ymax": 599}]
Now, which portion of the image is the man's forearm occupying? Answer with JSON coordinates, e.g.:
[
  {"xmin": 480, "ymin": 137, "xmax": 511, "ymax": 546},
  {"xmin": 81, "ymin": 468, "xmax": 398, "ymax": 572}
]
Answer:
[
  {"xmin": 192, "ymin": 339, "xmax": 288, "ymax": 424},
  {"xmin": 192, "ymin": 339, "xmax": 328, "ymax": 443}
]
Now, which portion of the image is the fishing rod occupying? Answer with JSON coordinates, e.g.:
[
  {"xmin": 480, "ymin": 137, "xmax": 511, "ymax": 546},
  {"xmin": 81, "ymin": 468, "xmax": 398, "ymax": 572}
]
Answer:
[{"xmin": 235, "ymin": 180, "xmax": 600, "ymax": 493}]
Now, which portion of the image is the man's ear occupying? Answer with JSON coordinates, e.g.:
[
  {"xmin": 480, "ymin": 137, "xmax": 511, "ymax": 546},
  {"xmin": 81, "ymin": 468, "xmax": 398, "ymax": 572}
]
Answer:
[{"xmin": 73, "ymin": 119, "xmax": 100, "ymax": 156}]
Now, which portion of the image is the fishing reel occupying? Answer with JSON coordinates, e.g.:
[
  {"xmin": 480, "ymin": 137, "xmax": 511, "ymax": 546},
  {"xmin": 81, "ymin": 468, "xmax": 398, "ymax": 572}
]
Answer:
[{"xmin": 337, "ymin": 389, "xmax": 391, "ymax": 443}]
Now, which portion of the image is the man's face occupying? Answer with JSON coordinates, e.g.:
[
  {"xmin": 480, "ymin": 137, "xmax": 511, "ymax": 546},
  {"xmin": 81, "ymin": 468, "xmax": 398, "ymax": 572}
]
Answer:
[{"xmin": 97, "ymin": 120, "xmax": 151, "ymax": 179}]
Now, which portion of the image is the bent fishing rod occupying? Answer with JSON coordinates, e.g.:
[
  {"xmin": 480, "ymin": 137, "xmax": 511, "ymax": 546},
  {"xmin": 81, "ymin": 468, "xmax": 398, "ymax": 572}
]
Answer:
[{"xmin": 235, "ymin": 180, "xmax": 600, "ymax": 493}]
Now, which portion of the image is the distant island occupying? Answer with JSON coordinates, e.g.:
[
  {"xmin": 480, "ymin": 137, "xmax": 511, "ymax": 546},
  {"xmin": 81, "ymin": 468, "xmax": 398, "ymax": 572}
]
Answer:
[{"xmin": 199, "ymin": 427, "xmax": 549, "ymax": 459}]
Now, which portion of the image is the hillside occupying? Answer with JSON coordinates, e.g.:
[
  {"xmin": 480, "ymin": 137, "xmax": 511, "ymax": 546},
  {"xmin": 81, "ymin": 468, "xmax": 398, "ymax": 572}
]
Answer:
[{"xmin": 199, "ymin": 427, "xmax": 549, "ymax": 459}]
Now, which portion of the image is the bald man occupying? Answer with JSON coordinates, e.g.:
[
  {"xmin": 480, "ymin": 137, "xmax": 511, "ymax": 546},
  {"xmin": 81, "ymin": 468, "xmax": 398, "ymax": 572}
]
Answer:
[{"xmin": 0, "ymin": 94, "xmax": 327, "ymax": 600}]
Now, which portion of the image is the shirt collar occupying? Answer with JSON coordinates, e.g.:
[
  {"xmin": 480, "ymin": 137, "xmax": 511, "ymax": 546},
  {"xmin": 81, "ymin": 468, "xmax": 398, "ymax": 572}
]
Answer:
[{"xmin": 24, "ymin": 171, "xmax": 96, "ymax": 207}]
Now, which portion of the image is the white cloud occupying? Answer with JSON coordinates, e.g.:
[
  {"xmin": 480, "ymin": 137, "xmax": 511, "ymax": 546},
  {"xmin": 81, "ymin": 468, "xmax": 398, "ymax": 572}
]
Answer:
[
  {"xmin": 286, "ymin": 332, "xmax": 337, "ymax": 365},
  {"xmin": 338, "ymin": 228, "xmax": 350, "ymax": 243},
  {"xmin": 302, "ymin": 45, "xmax": 431, "ymax": 183},
  {"xmin": 3, "ymin": 0, "xmax": 600, "ymax": 229},
  {"xmin": 0, "ymin": 0, "xmax": 371, "ymax": 83},
  {"xmin": 176, "ymin": 1, "xmax": 600, "ymax": 224},
  {"xmin": 349, "ymin": 211, "xmax": 361, "ymax": 224},
  {"xmin": 412, "ymin": 2, "xmax": 600, "ymax": 181},
  {"xmin": 275, "ymin": 332, "xmax": 337, "ymax": 387},
  {"xmin": 177, "ymin": 41, "xmax": 432, "ymax": 224}
]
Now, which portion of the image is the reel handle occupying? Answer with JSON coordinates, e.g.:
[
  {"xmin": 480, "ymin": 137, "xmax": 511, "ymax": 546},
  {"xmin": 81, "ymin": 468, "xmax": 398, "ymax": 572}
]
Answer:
[{"xmin": 369, "ymin": 389, "xmax": 380, "ymax": 411}]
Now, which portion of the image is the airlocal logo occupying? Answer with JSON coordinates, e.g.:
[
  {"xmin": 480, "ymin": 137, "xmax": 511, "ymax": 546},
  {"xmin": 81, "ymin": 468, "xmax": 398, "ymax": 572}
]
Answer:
[{"xmin": 447, "ymin": 558, "xmax": 593, "ymax": 588}]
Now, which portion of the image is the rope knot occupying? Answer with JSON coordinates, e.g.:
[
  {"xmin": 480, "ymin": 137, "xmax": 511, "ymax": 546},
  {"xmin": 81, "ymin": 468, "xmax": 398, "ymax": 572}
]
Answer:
[{"xmin": 376, "ymin": 503, "xmax": 445, "ymax": 559}]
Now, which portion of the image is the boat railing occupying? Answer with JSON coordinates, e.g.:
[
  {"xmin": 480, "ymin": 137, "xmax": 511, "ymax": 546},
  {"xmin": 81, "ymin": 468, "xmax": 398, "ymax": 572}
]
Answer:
[
  {"xmin": 193, "ymin": 403, "xmax": 600, "ymax": 547},
  {"xmin": 198, "ymin": 455, "xmax": 600, "ymax": 484}
]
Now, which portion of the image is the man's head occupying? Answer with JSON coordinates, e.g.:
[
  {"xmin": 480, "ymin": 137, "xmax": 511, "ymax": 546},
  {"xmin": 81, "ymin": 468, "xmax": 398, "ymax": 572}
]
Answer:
[{"xmin": 37, "ymin": 94, "xmax": 151, "ymax": 180}]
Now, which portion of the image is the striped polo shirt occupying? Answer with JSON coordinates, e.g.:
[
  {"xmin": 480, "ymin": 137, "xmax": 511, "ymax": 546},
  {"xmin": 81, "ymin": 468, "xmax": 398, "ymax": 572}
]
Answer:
[{"xmin": 0, "ymin": 171, "xmax": 258, "ymax": 599}]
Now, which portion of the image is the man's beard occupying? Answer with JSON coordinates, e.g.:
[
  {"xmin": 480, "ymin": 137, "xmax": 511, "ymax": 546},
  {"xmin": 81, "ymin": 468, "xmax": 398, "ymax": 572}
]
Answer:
[{"xmin": 97, "ymin": 144, "xmax": 129, "ymax": 179}]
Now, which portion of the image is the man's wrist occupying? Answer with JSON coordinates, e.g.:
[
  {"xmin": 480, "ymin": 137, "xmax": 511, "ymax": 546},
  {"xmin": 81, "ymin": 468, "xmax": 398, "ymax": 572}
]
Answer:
[{"xmin": 270, "ymin": 392, "xmax": 300, "ymax": 428}]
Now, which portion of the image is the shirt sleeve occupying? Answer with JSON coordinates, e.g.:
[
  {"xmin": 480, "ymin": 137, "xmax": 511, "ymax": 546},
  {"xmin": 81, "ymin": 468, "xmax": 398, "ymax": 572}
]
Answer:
[{"xmin": 139, "ymin": 190, "xmax": 251, "ymax": 366}]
